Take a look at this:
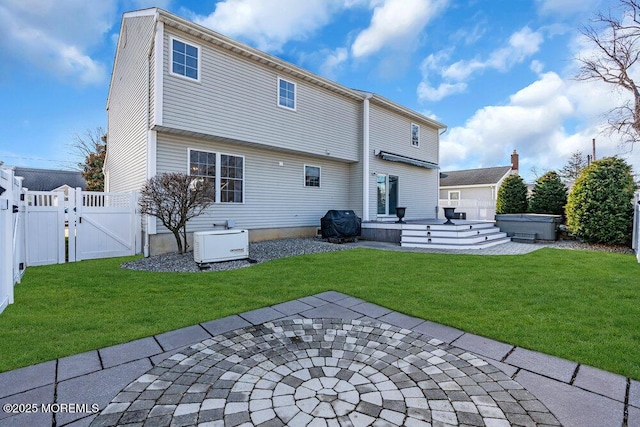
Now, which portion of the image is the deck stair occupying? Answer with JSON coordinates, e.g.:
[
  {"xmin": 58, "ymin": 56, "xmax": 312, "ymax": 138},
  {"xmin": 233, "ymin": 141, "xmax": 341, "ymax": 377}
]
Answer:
[{"xmin": 401, "ymin": 221, "xmax": 511, "ymax": 249}]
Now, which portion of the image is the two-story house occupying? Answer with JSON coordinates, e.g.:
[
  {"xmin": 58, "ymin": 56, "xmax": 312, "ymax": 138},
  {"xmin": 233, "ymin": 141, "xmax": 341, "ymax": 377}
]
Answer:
[{"xmin": 105, "ymin": 8, "xmax": 446, "ymax": 255}]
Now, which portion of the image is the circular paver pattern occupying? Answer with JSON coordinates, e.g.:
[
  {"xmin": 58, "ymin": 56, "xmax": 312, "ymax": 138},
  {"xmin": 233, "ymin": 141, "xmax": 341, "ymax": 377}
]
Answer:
[{"xmin": 91, "ymin": 319, "xmax": 561, "ymax": 427}]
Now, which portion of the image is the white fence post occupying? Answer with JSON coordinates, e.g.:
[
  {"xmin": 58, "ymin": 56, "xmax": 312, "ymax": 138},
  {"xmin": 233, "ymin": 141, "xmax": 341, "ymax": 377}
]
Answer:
[
  {"xmin": 633, "ymin": 192, "xmax": 640, "ymax": 263},
  {"xmin": 67, "ymin": 188, "xmax": 78, "ymax": 262},
  {"xmin": 1, "ymin": 168, "xmax": 17, "ymax": 313}
]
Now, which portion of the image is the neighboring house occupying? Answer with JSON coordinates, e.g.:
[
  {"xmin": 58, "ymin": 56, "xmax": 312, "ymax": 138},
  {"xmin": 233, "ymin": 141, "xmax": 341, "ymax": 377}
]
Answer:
[
  {"xmin": 104, "ymin": 8, "xmax": 446, "ymax": 255},
  {"xmin": 439, "ymin": 151, "xmax": 519, "ymax": 221},
  {"xmin": 13, "ymin": 167, "xmax": 87, "ymax": 195}
]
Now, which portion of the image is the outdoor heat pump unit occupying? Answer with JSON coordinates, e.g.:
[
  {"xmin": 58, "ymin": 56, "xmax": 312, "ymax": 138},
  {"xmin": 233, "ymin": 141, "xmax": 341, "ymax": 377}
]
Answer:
[{"xmin": 193, "ymin": 229, "xmax": 249, "ymax": 263}]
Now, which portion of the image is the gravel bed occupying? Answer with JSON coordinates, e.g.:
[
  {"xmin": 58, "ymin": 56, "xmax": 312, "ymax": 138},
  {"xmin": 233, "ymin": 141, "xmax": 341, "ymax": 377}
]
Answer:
[
  {"xmin": 121, "ymin": 238, "xmax": 355, "ymax": 272},
  {"xmin": 121, "ymin": 237, "xmax": 635, "ymax": 273},
  {"xmin": 550, "ymin": 239, "xmax": 635, "ymax": 254}
]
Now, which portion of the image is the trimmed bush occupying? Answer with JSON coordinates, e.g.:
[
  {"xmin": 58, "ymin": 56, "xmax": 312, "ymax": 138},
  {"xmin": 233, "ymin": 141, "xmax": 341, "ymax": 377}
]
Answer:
[
  {"xmin": 496, "ymin": 174, "xmax": 528, "ymax": 214},
  {"xmin": 565, "ymin": 157, "xmax": 636, "ymax": 245},
  {"xmin": 529, "ymin": 171, "xmax": 568, "ymax": 216}
]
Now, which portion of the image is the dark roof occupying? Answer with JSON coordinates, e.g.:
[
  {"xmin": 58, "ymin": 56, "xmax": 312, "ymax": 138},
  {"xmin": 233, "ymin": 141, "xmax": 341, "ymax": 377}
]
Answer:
[
  {"xmin": 13, "ymin": 167, "xmax": 87, "ymax": 191},
  {"xmin": 440, "ymin": 166, "xmax": 512, "ymax": 187}
]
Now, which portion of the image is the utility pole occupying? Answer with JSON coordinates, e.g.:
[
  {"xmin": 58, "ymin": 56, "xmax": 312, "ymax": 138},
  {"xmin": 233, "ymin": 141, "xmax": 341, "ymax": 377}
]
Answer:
[{"xmin": 592, "ymin": 138, "xmax": 596, "ymax": 161}]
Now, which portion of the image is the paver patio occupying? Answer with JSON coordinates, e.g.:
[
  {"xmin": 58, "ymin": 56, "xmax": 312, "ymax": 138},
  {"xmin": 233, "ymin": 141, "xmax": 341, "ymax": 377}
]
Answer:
[{"xmin": 0, "ymin": 291, "xmax": 636, "ymax": 427}]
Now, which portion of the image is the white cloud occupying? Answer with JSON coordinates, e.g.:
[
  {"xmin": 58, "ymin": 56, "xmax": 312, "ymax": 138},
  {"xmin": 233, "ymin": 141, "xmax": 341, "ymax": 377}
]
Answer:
[
  {"xmin": 193, "ymin": 0, "xmax": 344, "ymax": 52},
  {"xmin": 535, "ymin": 0, "xmax": 602, "ymax": 17},
  {"xmin": 351, "ymin": 0, "xmax": 448, "ymax": 58},
  {"xmin": 417, "ymin": 81, "xmax": 467, "ymax": 101},
  {"xmin": 0, "ymin": 0, "xmax": 114, "ymax": 84},
  {"xmin": 320, "ymin": 47, "xmax": 349, "ymax": 79},
  {"xmin": 439, "ymin": 71, "xmax": 630, "ymax": 180},
  {"xmin": 418, "ymin": 26, "xmax": 544, "ymax": 102}
]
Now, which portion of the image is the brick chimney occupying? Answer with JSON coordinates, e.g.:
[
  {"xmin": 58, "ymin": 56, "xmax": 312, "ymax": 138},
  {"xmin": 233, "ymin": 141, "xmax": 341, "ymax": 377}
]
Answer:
[{"xmin": 510, "ymin": 149, "xmax": 519, "ymax": 173}]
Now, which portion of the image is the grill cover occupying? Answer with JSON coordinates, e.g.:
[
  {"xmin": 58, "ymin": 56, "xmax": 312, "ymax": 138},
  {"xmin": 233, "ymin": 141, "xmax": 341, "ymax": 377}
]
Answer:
[{"xmin": 321, "ymin": 210, "xmax": 362, "ymax": 239}]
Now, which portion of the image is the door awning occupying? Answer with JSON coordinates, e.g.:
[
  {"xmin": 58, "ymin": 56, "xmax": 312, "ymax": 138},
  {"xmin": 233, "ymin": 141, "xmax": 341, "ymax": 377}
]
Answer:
[{"xmin": 375, "ymin": 150, "xmax": 439, "ymax": 169}]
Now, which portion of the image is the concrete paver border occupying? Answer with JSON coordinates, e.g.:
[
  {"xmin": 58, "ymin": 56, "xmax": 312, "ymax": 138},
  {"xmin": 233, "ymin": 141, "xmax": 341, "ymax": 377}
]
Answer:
[{"xmin": 0, "ymin": 291, "xmax": 635, "ymax": 427}]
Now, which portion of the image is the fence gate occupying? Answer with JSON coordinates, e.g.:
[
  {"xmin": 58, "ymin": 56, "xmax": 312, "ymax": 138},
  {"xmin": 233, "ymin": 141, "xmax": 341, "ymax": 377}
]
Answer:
[
  {"xmin": 24, "ymin": 188, "xmax": 138, "ymax": 266},
  {"xmin": 25, "ymin": 191, "xmax": 65, "ymax": 266},
  {"xmin": 74, "ymin": 191, "xmax": 138, "ymax": 261}
]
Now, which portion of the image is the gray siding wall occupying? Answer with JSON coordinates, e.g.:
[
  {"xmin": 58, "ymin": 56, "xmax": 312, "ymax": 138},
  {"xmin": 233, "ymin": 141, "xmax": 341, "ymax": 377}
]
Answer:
[
  {"xmin": 161, "ymin": 29, "xmax": 361, "ymax": 162},
  {"xmin": 106, "ymin": 15, "xmax": 155, "ymax": 192},
  {"xmin": 440, "ymin": 186, "xmax": 495, "ymax": 201},
  {"xmin": 156, "ymin": 133, "xmax": 353, "ymax": 233},
  {"xmin": 367, "ymin": 105, "xmax": 439, "ymax": 220}
]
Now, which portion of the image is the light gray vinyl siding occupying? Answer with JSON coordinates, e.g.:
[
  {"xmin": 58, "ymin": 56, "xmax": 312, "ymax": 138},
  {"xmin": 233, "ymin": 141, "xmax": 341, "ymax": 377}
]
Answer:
[
  {"xmin": 106, "ymin": 15, "xmax": 155, "ymax": 192},
  {"xmin": 440, "ymin": 186, "xmax": 496, "ymax": 201},
  {"xmin": 156, "ymin": 133, "xmax": 352, "ymax": 233},
  {"xmin": 367, "ymin": 104, "xmax": 439, "ymax": 220},
  {"xmin": 161, "ymin": 29, "xmax": 361, "ymax": 162}
]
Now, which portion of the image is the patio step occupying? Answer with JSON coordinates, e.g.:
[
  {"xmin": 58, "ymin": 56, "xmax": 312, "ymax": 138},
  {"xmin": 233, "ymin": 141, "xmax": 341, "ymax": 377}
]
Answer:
[{"xmin": 401, "ymin": 221, "xmax": 511, "ymax": 249}]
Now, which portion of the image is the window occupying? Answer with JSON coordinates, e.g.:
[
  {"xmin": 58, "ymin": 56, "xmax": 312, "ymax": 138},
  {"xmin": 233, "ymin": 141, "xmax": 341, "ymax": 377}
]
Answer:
[
  {"xmin": 189, "ymin": 149, "xmax": 244, "ymax": 203},
  {"xmin": 220, "ymin": 154, "xmax": 243, "ymax": 203},
  {"xmin": 411, "ymin": 123, "xmax": 420, "ymax": 147},
  {"xmin": 278, "ymin": 77, "xmax": 296, "ymax": 110},
  {"xmin": 304, "ymin": 165, "xmax": 321, "ymax": 187},
  {"xmin": 377, "ymin": 174, "xmax": 399, "ymax": 215},
  {"xmin": 171, "ymin": 37, "xmax": 199, "ymax": 81},
  {"xmin": 448, "ymin": 191, "xmax": 460, "ymax": 207}
]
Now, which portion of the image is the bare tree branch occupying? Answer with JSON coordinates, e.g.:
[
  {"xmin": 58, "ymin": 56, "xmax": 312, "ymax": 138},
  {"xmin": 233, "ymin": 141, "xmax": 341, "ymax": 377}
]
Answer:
[
  {"xmin": 139, "ymin": 173, "xmax": 215, "ymax": 254},
  {"xmin": 70, "ymin": 127, "xmax": 106, "ymax": 191},
  {"xmin": 576, "ymin": 0, "xmax": 640, "ymax": 150}
]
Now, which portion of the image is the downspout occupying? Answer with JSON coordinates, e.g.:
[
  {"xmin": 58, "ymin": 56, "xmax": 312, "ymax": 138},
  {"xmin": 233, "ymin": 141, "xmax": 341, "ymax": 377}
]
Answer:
[
  {"xmin": 436, "ymin": 127, "xmax": 448, "ymax": 219},
  {"xmin": 143, "ymin": 14, "xmax": 163, "ymax": 257},
  {"xmin": 363, "ymin": 93, "xmax": 372, "ymax": 221}
]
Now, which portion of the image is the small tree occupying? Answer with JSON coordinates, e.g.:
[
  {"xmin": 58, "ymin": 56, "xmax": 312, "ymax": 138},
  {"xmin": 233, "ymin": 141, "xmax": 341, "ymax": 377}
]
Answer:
[
  {"xmin": 496, "ymin": 174, "xmax": 528, "ymax": 214},
  {"xmin": 72, "ymin": 127, "xmax": 106, "ymax": 191},
  {"xmin": 559, "ymin": 151, "xmax": 587, "ymax": 181},
  {"xmin": 139, "ymin": 173, "xmax": 215, "ymax": 254},
  {"xmin": 565, "ymin": 157, "xmax": 636, "ymax": 245},
  {"xmin": 529, "ymin": 171, "xmax": 568, "ymax": 216}
]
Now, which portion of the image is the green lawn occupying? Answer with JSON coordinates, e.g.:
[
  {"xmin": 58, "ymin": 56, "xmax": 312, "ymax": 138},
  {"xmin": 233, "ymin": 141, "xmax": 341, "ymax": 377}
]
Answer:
[{"xmin": 1, "ymin": 248, "xmax": 639, "ymax": 380}]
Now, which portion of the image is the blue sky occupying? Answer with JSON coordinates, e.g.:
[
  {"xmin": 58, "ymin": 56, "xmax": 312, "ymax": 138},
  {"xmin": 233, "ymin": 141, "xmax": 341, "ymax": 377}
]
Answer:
[{"xmin": 1, "ymin": 0, "xmax": 638, "ymax": 182}]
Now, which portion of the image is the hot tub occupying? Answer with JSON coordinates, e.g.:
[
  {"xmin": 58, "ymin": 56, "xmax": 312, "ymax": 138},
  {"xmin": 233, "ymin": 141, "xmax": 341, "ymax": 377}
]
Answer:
[{"xmin": 495, "ymin": 214, "xmax": 562, "ymax": 241}]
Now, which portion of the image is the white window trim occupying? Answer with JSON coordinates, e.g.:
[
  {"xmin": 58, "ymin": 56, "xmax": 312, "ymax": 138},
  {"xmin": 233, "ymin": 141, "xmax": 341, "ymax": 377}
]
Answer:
[
  {"xmin": 448, "ymin": 190, "xmax": 460, "ymax": 207},
  {"xmin": 277, "ymin": 76, "xmax": 297, "ymax": 111},
  {"xmin": 304, "ymin": 164, "xmax": 321, "ymax": 188},
  {"xmin": 169, "ymin": 36, "xmax": 201, "ymax": 82},
  {"xmin": 187, "ymin": 148, "xmax": 245, "ymax": 204},
  {"xmin": 411, "ymin": 123, "xmax": 420, "ymax": 147},
  {"xmin": 219, "ymin": 151, "xmax": 245, "ymax": 205}
]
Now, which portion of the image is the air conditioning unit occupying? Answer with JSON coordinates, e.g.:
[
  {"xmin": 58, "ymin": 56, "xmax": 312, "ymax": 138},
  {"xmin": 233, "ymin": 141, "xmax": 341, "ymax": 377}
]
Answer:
[{"xmin": 193, "ymin": 229, "xmax": 249, "ymax": 263}]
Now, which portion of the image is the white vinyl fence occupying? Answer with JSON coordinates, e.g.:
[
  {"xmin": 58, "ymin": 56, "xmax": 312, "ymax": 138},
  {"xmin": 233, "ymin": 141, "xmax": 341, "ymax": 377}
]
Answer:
[
  {"xmin": 1, "ymin": 175, "xmax": 141, "ymax": 314},
  {"xmin": 633, "ymin": 192, "xmax": 640, "ymax": 263},
  {"xmin": 438, "ymin": 199, "xmax": 496, "ymax": 221},
  {"xmin": 0, "ymin": 168, "xmax": 26, "ymax": 314}
]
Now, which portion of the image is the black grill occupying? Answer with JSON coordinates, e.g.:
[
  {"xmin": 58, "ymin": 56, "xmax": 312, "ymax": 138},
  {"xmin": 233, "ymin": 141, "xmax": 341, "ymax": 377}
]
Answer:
[{"xmin": 320, "ymin": 210, "xmax": 361, "ymax": 242}]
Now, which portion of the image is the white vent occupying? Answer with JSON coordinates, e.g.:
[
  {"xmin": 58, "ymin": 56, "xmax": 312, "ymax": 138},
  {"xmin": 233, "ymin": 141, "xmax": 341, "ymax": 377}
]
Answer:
[{"xmin": 193, "ymin": 229, "xmax": 248, "ymax": 263}]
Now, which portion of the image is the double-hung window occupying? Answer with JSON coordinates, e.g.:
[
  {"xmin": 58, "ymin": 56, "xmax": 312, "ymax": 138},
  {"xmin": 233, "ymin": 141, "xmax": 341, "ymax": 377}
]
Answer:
[
  {"xmin": 220, "ymin": 154, "xmax": 244, "ymax": 203},
  {"xmin": 304, "ymin": 165, "xmax": 320, "ymax": 187},
  {"xmin": 171, "ymin": 37, "xmax": 199, "ymax": 81},
  {"xmin": 278, "ymin": 77, "xmax": 296, "ymax": 110},
  {"xmin": 189, "ymin": 149, "xmax": 243, "ymax": 203},
  {"xmin": 411, "ymin": 123, "xmax": 420, "ymax": 147}
]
